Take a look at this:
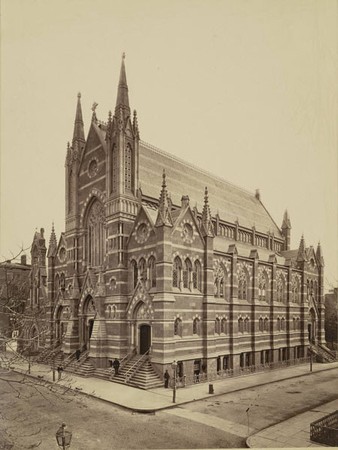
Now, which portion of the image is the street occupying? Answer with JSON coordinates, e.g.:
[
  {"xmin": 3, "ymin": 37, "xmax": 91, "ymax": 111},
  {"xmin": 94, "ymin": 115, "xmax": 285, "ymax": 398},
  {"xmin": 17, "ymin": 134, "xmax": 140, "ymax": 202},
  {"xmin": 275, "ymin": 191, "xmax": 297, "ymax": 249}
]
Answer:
[{"xmin": 0, "ymin": 368, "xmax": 337, "ymax": 449}]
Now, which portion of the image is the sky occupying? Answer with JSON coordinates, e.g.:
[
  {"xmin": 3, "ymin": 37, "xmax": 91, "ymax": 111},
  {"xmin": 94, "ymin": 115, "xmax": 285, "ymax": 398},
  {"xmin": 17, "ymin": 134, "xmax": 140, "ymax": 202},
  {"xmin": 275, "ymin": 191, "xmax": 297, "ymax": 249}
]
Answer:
[{"xmin": 1, "ymin": 0, "xmax": 337, "ymax": 291}]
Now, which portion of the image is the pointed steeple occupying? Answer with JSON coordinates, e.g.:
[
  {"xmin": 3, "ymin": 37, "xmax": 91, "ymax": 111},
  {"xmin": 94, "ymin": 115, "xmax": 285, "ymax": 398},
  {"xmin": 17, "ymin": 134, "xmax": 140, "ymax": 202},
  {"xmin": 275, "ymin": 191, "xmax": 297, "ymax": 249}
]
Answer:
[
  {"xmin": 297, "ymin": 234, "xmax": 307, "ymax": 262},
  {"xmin": 72, "ymin": 93, "xmax": 85, "ymax": 145},
  {"xmin": 281, "ymin": 209, "xmax": 291, "ymax": 250},
  {"xmin": 47, "ymin": 223, "xmax": 57, "ymax": 258},
  {"xmin": 155, "ymin": 170, "xmax": 173, "ymax": 227},
  {"xmin": 281, "ymin": 209, "xmax": 291, "ymax": 229},
  {"xmin": 115, "ymin": 53, "xmax": 130, "ymax": 119},
  {"xmin": 201, "ymin": 187, "xmax": 214, "ymax": 238},
  {"xmin": 316, "ymin": 242, "xmax": 325, "ymax": 267}
]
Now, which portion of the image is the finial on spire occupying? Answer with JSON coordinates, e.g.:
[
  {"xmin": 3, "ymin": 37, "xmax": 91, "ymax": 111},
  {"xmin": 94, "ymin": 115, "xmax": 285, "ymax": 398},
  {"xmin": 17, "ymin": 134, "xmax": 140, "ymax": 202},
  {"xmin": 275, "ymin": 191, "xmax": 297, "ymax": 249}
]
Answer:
[
  {"xmin": 77, "ymin": 92, "xmax": 81, "ymax": 98},
  {"xmin": 122, "ymin": 52, "xmax": 126, "ymax": 59},
  {"xmin": 47, "ymin": 222, "xmax": 58, "ymax": 258},
  {"xmin": 201, "ymin": 186, "xmax": 214, "ymax": 238},
  {"xmin": 297, "ymin": 234, "xmax": 306, "ymax": 262},
  {"xmin": 155, "ymin": 169, "xmax": 173, "ymax": 227}
]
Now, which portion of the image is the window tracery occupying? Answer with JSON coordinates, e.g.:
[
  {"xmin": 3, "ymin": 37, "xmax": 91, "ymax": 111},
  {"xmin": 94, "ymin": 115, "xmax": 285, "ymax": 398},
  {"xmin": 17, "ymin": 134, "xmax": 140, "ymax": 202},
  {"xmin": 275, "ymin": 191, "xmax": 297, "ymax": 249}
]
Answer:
[
  {"xmin": 238, "ymin": 268, "xmax": 248, "ymax": 301},
  {"xmin": 124, "ymin": 144, "xmax": 132, "ymax": 190},
  {"xmin": 173, "ymin": 256, "xmax": 182, "ymax": 288},
  {"xmin": 148, "ymin": 256, "xmax": 156, "ymax": 288},
  {"xmin": 86, "ymin": 200, "xmax": 105, "ymax": 267}
]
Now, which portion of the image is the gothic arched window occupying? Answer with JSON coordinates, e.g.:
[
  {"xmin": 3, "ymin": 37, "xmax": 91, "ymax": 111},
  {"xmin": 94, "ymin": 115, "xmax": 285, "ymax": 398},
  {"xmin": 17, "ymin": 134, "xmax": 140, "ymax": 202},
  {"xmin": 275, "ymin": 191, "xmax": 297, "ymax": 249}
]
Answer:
[
  {"xmin": 68, "ymin": 169, "xmax": 75, "ymax": 214},
  {"xmin": 238, "ymin": 317, "xmax": 244, "ymax": 333},
  {"xmin": 215, "ymin": 318, "xmax": 221, "ymax": 334},
  {"xmin": 174, "ymin": 318, "xmax": 182, "ymax": 337},
  {"xmin": 183, "ymin": 258, "xmax": 192, "ymax": 289},
  {"xmin": 244, "ymin": 317, "xmax": 250, "ymax": 333},
  {"xmin": 277, "ymin": 317, "xmax": 281, "ymax": 331},
  {"xmin": 258, "ymin": 270, "xmax": 270, "ymax": 302},
  {"xmin": 148, "ymin": 256, "xmax": 156, "ymax": 288},
  {"xmin": 276, "ymin": 273, "xmax": 286, "ymax": 303},
  {"xmin": 292, "ymin": 277, "xmax": 300, "ymax": 303},
  {"xmin": 193, "ymin": 260, "xmax": 202, "ymax": 291},
  {"xmin": 112, "ymin": 145, "xmax": 117, "ymax": 194},
  {"xmin": 86, "ymin": 200, "xmax": 105, "ymax": 267},
  {"xmin": 259, "ymin": 317, "xmax": 264, "ymax": 332},
  {"xmin": 238, "ymin": 269, "xmax": 248, "ymax": 301},
  {"xmin": 264, "ymin": 317, "xmax": 269, "ymax": 332},
  {"xmin": 124, "ymin": 144, "xmax": 132, "ymax": 191},
  {"xmin": 139, "ymin": 258, "xmax": 146, "ymax": 281},
  {"xmin": 193, "ymin": 318, "xmax": 200, "ymax": 335},
  {"xmin": 131, "ymin": 260, "xmax": 138, "ymax": 289},
  {"xmin": 173, "ymin": 256, "xmax": 182, "ymax": 288}
]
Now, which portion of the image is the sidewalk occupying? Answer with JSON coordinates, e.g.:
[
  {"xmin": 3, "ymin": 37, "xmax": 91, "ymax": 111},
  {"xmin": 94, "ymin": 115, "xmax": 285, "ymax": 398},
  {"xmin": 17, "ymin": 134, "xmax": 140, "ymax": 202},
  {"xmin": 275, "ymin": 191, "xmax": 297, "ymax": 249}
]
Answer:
[{"xmin": 9, "ymin": 359, "xmax": 338, "ymax": 448}]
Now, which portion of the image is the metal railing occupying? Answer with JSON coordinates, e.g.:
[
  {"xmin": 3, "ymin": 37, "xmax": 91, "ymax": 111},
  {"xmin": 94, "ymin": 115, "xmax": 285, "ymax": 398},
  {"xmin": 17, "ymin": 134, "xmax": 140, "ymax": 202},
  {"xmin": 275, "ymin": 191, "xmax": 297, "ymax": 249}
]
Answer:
[
  {"xmin": 173, "ymin": 357, "xmax": 310, "ymax": 388},
  {"xmin": 109, "ymin": 348, "xmax": 137, "ymax": 379},
  {"xmin": 310, "ymin": 410, "xmax": 338, "ymax": 446},
  {"xmin": 62, "ymin": 351, "xmax": 76, "ymax": 369},
  {"xmin": 124, "ymin": 350, "xmax": 149, "ymax": 383}
]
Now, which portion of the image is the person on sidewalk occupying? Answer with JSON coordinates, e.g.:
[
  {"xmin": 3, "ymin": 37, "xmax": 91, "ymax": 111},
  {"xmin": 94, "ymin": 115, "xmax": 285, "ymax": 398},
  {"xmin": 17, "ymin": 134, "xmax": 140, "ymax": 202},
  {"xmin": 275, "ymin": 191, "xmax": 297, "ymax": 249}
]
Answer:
[
  {"xmin": 112, "ymin": 358, "xmax": 120, "ymax": 376},
  {"xmin": 57, "ymin": 365, "xmax": 63, "ymax": 380},
  {"xmin": 164, "ymin": 369, "xmax": 170, "ymax": 388}
]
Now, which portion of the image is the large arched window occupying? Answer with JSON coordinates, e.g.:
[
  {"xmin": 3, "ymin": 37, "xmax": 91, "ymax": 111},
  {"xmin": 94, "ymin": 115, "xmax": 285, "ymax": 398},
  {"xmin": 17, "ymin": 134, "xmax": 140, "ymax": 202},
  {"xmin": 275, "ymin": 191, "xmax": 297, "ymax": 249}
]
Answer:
[
  {"xmin": 193, "ymin": 260, "xmax": 202, "ymax": 291},
  {"xmin": 292, "ymin": 277, "xmax": 300, "ymax": 303},
  {"xmin": 173, "ymin": 256, "xmax": 182, "ymax": 288},
  {"xmin": 214, "ymin": 266, "xmax": 229, "ymax": 299},
  {"xmin": 258, "ymin": 270, "xmax": 270, "ymax": 302},
  {"xmin": 148, "ymin": 256, "xmax": 156, "ymax": 288},
  {"xmin": 86, "ymin": 200, "xmax": 105, "ymax": 267}
]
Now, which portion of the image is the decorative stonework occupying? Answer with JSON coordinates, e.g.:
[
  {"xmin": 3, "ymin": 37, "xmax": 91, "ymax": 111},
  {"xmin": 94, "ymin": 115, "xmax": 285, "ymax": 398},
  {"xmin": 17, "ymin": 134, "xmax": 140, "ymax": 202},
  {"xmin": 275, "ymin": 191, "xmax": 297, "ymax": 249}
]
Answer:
[
  {"xmin": 59, "ymin": 247, "xmax": 67, "ymax": 263},
  {"xmin": 180, "ymin": 220, "xmax": 195, "ymax": 244},
  {"xmin": 88, "ymin": 157, "xmax": 99, "ymax": 178},
  {"xmin": 135, "ymin": 222, "xmax": 150, "ymax": 244}
]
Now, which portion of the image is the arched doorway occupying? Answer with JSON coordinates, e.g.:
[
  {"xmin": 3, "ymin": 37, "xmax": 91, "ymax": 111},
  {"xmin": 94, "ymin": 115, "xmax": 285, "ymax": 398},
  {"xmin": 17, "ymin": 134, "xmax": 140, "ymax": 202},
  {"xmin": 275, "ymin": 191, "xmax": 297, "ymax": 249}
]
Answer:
[
  {"xmin": 81, "ymin": 296, "xmax": 96, "ymax": 350},
  {"xmin": 139, "ymin": 324, "xmax": 151, "ymax": 354}
]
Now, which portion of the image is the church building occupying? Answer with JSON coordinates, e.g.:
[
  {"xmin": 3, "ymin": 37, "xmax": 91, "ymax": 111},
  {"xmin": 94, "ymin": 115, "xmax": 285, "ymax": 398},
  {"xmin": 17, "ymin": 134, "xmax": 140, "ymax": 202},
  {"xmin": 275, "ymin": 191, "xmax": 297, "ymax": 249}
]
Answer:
[{"xmin": 44, "ymin": 55, "xmax": 331, "ymax": 386}]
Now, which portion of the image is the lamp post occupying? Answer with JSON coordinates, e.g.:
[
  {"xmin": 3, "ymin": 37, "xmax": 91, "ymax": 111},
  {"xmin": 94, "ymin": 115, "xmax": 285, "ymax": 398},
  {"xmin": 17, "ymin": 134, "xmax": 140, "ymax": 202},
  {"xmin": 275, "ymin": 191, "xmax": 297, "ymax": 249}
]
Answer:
[
  {"xmin": 56, "ymin": 423, "xmax": 72, "ymax": 450},
  {"xmin": 171, "ymin": 360, "xmax": 178, "ymax": 403}
]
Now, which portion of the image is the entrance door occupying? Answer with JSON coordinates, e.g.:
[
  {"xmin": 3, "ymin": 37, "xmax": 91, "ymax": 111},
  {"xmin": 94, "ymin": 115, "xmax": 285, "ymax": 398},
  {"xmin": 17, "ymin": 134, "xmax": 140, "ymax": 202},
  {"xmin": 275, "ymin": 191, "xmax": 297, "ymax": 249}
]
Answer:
[{"xmin": 139, "ymin": 324, "xmax": 151, "ymax": 354}]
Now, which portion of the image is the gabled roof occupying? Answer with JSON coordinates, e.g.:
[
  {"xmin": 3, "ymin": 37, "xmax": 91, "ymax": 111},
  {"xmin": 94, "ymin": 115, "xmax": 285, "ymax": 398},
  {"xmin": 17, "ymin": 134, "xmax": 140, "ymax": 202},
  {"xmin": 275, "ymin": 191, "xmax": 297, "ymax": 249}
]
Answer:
[{"xmin": 138, "ymin": 141, "xmax": 282, "ymax": 237}]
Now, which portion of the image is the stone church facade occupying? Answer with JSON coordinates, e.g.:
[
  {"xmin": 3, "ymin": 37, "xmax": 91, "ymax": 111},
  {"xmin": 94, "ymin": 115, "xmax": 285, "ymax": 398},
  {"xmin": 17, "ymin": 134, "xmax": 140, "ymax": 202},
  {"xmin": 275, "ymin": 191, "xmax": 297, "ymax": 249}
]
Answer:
[{"xmin": 45, "ymin": 56, "xmax": 328, "ymax": 381}]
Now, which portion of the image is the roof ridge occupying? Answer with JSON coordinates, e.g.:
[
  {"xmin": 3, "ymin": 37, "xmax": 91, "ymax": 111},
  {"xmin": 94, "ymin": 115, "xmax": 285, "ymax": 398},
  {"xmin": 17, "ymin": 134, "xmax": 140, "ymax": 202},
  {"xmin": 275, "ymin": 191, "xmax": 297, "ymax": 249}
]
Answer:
[{"xmin": 140, "ymin": 140, "xmax": 255, "ymax": 198}]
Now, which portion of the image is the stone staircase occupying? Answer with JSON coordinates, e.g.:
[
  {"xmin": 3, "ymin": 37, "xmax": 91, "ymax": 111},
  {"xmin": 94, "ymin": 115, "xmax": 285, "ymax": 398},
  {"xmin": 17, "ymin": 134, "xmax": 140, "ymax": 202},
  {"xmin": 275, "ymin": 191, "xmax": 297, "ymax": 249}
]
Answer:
[
  {"xmin": 111, "ymin": 356, "xmax": 163, "ymax": 389},
  {"xmin": 311, "ymin": 343, "xmax": 337, "ymax": 363},
  {"xmin": 64, "ymin": 352, "xmax": 95, "ymax": 377}
]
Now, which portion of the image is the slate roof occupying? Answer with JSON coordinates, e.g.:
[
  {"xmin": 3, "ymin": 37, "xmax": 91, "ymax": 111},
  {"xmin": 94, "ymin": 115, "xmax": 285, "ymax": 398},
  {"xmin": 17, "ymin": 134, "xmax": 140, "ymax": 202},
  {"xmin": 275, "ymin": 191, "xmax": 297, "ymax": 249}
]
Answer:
[
  {"xmin": 139, "ymin": 141, "xmax": 282, "ymax": 237},
  {"xmin": 91, "ymin": 124, "xmax": 282, "ymax": 237}
]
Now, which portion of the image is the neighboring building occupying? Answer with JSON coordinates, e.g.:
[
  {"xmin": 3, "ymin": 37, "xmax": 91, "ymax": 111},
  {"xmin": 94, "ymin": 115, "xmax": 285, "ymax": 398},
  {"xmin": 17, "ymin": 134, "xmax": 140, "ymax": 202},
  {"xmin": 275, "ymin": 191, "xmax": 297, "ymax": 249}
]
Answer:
[
  {"xmin": 0, "ymin": 255, "xmax": 30, "ymax": 350},
  {"xmin": 325, "ymin": 288, "xmax": 338, "ymax": 350},
  {"xmin": 43, "ymin": 56, "xmax": 330, "ymax": 384}
]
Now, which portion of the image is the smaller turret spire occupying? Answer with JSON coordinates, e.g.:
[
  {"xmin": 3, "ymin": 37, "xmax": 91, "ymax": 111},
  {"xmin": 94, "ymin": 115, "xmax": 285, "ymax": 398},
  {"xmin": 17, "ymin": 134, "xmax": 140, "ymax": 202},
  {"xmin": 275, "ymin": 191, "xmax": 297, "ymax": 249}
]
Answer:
[
  {"xmin": 281, "ymin": 209, "xmax": 291, "ymax": 251},
  {"xmin": 72, "ymin": 92, "xmax": 85, "ymax": 145},
  {"xmin": 155, "ymin": 170, "xmax": 173, "ymax": 227},
  {"xmin": 297, "ymin": 234, "xmax": 307, "ymax": 262},
  {"xmin": 47, "ymin": 223, "xmax": 57, "ymax": 258},
  {"xmin": 201, "ymin": 187, "xmax": 215, "ymax": 238}
]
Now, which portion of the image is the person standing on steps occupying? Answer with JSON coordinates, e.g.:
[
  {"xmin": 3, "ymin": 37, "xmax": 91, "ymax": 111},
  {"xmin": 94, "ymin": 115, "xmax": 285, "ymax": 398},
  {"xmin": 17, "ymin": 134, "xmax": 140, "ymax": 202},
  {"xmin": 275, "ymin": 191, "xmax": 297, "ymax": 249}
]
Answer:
[
  {"xmin": 164, "ymin": 369, "xmax": 170, "ymax": 388},
  {"xmin": 112, "ymin": 358, "xmax": 120, "ymax": 376}
]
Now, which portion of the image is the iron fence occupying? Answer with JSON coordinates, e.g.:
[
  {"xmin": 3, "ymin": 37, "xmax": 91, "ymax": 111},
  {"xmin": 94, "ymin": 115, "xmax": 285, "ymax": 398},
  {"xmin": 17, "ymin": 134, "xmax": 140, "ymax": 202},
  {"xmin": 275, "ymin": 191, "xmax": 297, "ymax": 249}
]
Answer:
[
  {"xmin": 171, "ymin": 357, "xmax": 310, "ymax": 388},
  {"xmin": 310, "ymin": 410, "xmax": 338, "ymax": 446}
]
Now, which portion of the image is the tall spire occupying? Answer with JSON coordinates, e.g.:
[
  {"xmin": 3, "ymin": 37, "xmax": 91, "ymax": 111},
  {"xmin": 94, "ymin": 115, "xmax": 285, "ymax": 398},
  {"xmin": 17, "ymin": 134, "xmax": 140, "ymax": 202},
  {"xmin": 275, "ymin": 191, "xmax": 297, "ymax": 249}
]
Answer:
[
  {"xmin": 115, "ymin": 52, "xmax": 130, "ymax": 118},
  {"xmin": 72, "ymin": 92, "xmax": 85, "ymax": 145},
  {"xmin": 201, "ymin": 187, "xmax": 214, "ymax": 238},
  {"xmin": 281, "ymin": 209, "xmax": 291, "ymax": 250},
  {"xmin": 47, "ymin": 223, "xmax": 57, "ymax": 258},
  {"xmin": 316, "ymin": 242, "xmax": 324, "ymax": 267},
  {"xmin": 281, "ymin": 209, "xmax": 291, "ymax": 229},
  {"xmin": 297, "ymin": 234, "xmax": 307, "ymax": 262},
  {"xmin": 155, "ymin": 170, "xmax": 173, "ymax": 227}
]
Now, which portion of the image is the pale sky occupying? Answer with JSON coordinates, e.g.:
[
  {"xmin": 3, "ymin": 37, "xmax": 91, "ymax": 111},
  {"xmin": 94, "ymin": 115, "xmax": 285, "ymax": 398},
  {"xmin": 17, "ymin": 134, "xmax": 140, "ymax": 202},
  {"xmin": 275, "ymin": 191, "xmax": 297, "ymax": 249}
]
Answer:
[{"xmin": 1, "ymin": 0, "xmax": 337, "ymax": 291}]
